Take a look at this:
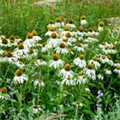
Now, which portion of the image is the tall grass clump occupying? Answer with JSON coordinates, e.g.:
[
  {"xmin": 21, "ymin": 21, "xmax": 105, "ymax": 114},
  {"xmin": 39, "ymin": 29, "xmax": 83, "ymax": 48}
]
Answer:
[{"xmin": 0, "ymin": 0, "xmax": 120, "ymax": 37}]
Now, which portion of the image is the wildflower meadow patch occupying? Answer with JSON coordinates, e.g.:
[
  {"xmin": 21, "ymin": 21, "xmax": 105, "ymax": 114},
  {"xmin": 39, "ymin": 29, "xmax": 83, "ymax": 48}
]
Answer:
[{"xmin": 0, "ymin": 15, "xmax": 120, "ymax": 120}]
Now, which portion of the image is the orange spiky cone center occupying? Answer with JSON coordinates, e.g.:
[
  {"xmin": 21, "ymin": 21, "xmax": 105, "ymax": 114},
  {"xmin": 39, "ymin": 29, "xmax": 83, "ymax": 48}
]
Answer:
[
  {"xmin": 64, "ymin": 63, "xmax": 71, "ymax": 71},
  {"xmin": 15, "ymin": 69, "xmax": 22, "ymax": 76},
  {"xmin": 53, "ymin": 54, "xmax": 59, "ymax": 61},
  {"xmin": 60, "ymin": 42, "xmax": 66, "ymax": 48},
  {"xmin": 18, "ymin": 43, "xmax": 24, "ymax": 49},
  {"xmin": 87, "ymin": 63, "xmax": 94, "ymax": 69}
]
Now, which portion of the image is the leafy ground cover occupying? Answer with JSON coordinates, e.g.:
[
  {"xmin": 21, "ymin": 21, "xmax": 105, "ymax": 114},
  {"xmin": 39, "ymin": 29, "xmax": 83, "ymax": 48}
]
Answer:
[{"xmin": 0, "ymin": 0, "xmax": 120, "ymax": 120}]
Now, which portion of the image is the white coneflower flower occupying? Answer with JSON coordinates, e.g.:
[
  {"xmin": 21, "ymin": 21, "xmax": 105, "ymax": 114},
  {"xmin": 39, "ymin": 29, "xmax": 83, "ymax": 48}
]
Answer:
[
  {"xmin": 13, "ymin": 69, "xmax": 28, "ymax": 84},
  {"xmin": 4, "ymin": 51, "xmax": 17, "ymax": 63},
  {"xmin": 13, "ymin": 42, "xmax": 29, "ymax": 58},
  {"xmin": 110, "ymin": 48, "xmax": 117, "ymax": 54},
  {"xmin": 114, "ymin": 65, "xmax": 120, "ymax": 78},
  {"xmin": 97, "ymin": 74, "xmax": 104, "ymax": 80},
  {"xmin": 0, "ymin": 37, "xmax": 11, "ymax": 47},
  {"xmin": 92, "ymin": 28, "xmax": 99, "ymax": 36},
  {"xmin": 34, "ymin": 40, "xmax": 42, "ymax": 47},
  {"xmin": 83, "ymin": 63, "xmax": 96, "ymax": 80},
  {"xmin": 102, "ymin": 47, "xmax": 111, "ymax": 54},
  {"xmin": 74, "ymin": 43, "xmax": 84, "ymax": 52},
  {"xmin": 48, "ymin": 32, "xmax": 60, "ymax": 47},
  {"xmin": 62, "ymin": 38, "xmax": 72, "ymax": 47},
  {"xmin": 34, "ymin": 79, "xmax": 45, "ymax": 87},
  {"xmin": 102, "ymin": 45, "xmax": 117, "ymax": 55},
  {"xmin": 24, "ymin": 32, "xmax": 34, "ymax": 48},
  {"xmin": 14, "ymin": 35, "xmax": 22, "ymax": 43},
  {"xmin": 77, "ymin": 28, "xmax": 84, "ymax": 37},
  {"xmin": 99, "ymin": 42, "xmax": 105, "ymax": 49},
  {"xmin": 89, "ymin": 56, "xmax": 101, "ymax": 69},
  {"xmin": 31, "ymin": 30, "xmax": 42, "ymax": 42},
  {"xmin": 61, "ymin": 25, "xmax": 71, "ymax": 36},
  {"xmin": 55, "ymin": 17, "xmax": 65, "ymax": 28},
  {"xmin": 55, "ymin": 42, "xmax": 69, "ymax": 54},
  {"xmin": 41, "ymin": 42, "xmax": 52, "ymax": 53},
  {"xmin": 26, "ymin": 48, "xmax": 38, "ymax": 59},
  {"xmin": 104, "ymin": 41, "xmax": 114, "ymax": 48},
  {"xmin": 14, "ymin": 60, "xmax": 25, "ymax": 69},
  {"xmin": 104, "ymin": 69, "xmax": 112, "ymax": 75},
  {"xmin": 61, "ymin": 75, "xmax": 75, "ymax": 86},
  {"xmin": 32, "ymin": 105, "xmax": 41, "ymax": 114},
  {"xmin": 84, "ymin": 36, "xmax": 98, "ymax": 43},
  {"xmin": 98, "ymin": 21, "xmax": 104, "ymax": 31},
  {"xmin": 49, "ymin": 54, "xmax": 64, "ymax": 69},
  {"xmin": 47, "ymin": 19, "xmax": 55, "ymax": 28},
  {"xmin": 98, "ymin": 26, "xmax": 104, "ymax": 32},
  {"xmin": 65, "ymin": 32, "xmax": 76, "ymax": 43},
  {"xmin": 99, "ymin": 54, "xmax": 114, "ymax": 66},
  {"xmin": 85, "ymin": 87, "xmax": 90, "ymax": 92},
  {"xmin": 75, "ymin": 74, "xmax": 87, "ymax": 84},
  {"xmin": 45, "ymin": 26, "xmax": 57, "ymax": 37},
  {"xmin": 87, "ymin": 28, "xmax": 93, "ymax": 36},
  {"xmin": 72, "ymin": 29, "xmax": 78, "ymax": 37},
  {"xmin": 80, "ymin": 15, "xmax": 87, "ymax": 26},
  {"xmin": 83, "ymin": 29, "xmax": 88, "ymax": 36},
  {"xmin": 73, "ymin": 101, "xmax": 83, "ymax": 107},
  {"xmin": 73, "ymin": 54, "xmax": 86, "ymax": 68},
  {"xmin": 114, "ymin": 62, "xmax": 120, "ymax": 67},
  {"xmin": 66, "ymin": 18, "xmax": 76, "ymax": 29},
  {"xmin": 34, "ymin": 59, "xmax": 47, "ymax": 66},
  {"xmin": 9, "ymin": 35, "xmax": 22, "ymax": 47},
  {"xmin": 60, "ymin": 63, "xmax": 73, "ymax": 78}
]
